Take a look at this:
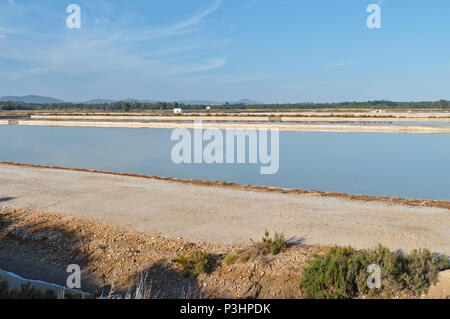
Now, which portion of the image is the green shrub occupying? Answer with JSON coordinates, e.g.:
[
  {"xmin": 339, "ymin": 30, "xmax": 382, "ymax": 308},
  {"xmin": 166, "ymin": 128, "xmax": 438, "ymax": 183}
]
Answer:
[
  {"xmin": 0, "ymin": 280, "xmax": 9, "ymax": 299},
  {"xmin": 299, "ymin": 244, "xmax": 449, "ymax": 299},
  {"xmin": 172, "ymin": 250, "xmax": 212, "ymax": 278},
  {"xmin": 300, "ymin": 246, "xmax": 367, "ymax": 299},
  {"xmin": 258, "ymin": 230, "xmax": 288, "ymax": 255},
  {"xmin": 403, "ymin": 248, "xmax": 450, "ymax": 295},
  {"xmin": 0, "ymin": 281, "xmax": 57, "ymax": 299},
  {"xmin": 223, "ymin": 249, "xmax": 245, "ymax": 265},
  {"xmin": 361, "ymin": 244, "xmax": 407, "ymax": 296},
  {"xmin": 224, "ymin": 252, "xmax": 238, "ymax": 266}
]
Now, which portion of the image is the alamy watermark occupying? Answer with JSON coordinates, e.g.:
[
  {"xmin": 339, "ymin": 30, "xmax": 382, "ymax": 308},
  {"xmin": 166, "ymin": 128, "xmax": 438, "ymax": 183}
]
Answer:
[
  {"xmin": 65, "ymin": 4, "xmax": 379, "ymax": 30},
  {"xmin": 170, "ymin": 121, "xmax": 279, "ymax": 175},
  {"xmin": 367, "ymin": 4, "xmax": 381, "ymax": 29},
  {"xmin": 66, "ymin": 264, "xmax": 81, "ymax": 289},
  {"xmin": 367, "ymin": 264, "xmax": 382, "ymax": 289},
  {"xmin": 66, "ymin": 4, "xmax": 81, "ymax": 29}
]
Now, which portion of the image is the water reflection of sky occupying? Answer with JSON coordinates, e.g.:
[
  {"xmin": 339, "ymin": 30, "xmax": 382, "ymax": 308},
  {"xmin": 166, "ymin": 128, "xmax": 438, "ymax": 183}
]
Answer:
[
  {"xmin": 278, "ymin": 121, "xmax": 450, "ymax": 126},
  {"xmin": 1, "ymin": 125, "xmax": 449, "ymax": 201}
]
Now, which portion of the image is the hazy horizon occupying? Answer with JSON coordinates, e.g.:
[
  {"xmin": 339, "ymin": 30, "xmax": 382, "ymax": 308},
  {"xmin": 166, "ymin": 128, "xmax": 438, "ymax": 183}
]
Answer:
[
  {"xmin": 1, "ymin": 1, "xmax": 450, "ymax": 103},
  {"xmin": 2, "ymin": 94, "xmax": 450, "ymax": 105}
]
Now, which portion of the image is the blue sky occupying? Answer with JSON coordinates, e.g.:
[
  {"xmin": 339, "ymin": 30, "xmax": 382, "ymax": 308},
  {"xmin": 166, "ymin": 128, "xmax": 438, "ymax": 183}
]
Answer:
[{"xmin": 1, "ymin": 0, "xmax": 450, "ymax": 103}]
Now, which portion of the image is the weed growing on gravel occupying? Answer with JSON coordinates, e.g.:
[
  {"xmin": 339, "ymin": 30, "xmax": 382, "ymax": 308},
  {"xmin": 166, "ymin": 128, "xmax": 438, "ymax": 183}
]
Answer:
[
  {"xmin": 122, "ymin": 272, "xmax": 160, "ymax": 299},
  {"xmin": 258, "ymin": 230, "xmax": 288, "ymax": 255},
  {"xmin": 223, "ymin": 249, "xmax": 244, "ymax": 265},
  {"xmin": 299, "ymin": 244, "xmax": 450, "ymax": 299},
  {"xmin": 98, "ymin": 244, "xmax": 109, "ymax": 250},
  {"xmin": 224, "ymin": 252, "xmax": 238, "ymax": 265},
  {"xmin": 172, "ymin": 250, "xmax": 212, "ymax": 278}
]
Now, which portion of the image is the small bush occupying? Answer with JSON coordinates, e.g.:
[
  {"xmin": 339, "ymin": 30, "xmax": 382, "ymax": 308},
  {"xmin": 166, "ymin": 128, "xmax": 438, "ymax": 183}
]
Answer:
[
  {"xmin": 300, "ymin": 246, "xmax": 367, "ymax": 299},
  {"xmin": 224, "ymin": 252, "xmax": 238, "ymax": 265},
  {"xmin": 223, "ymin": 249, "xmax": 244, "ymax": 265},
  {"xmin": 258, "ymin": 230, "xmax": 288, "ymax": 255},
  {"xmin": 299, "ymin": 244, "xmax": 449, "ymax": 299},
  {"xmin": 403, "ymin": 248, "xmax": 450, "ymax": 295},
  {"xmin": 0, "ymin": 280, "xmax": 9, "ymax": 299},
  {"xmin": 0, "ymin": 281, "xmax": 57, "ymax": 299},
  {"xmin": 361, "ymin": 244, "xmax": 407, "ymax": 295},
  {"xmin": 172, "ymin": 250, "xmax": 212, "ymax": 278}
]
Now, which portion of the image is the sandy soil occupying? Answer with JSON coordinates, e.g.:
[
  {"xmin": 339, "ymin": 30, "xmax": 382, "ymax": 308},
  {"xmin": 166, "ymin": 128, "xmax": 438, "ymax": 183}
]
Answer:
[
  {"xmin": 29, "ymin": 114, "xmax": 450, "ymax": 122},
  {"xmin": 2, "ymin": 119, "xmax": 450, "ymax": 133},
  {"xmin": 0, "ymin": 164, "xmax": 448, "ymax": 255},
  {"xmin": 2, "ymin": 109, "xmax": 450, "ymax": 133},
  {"xmin": 3, "ymin": 109, "xmax": 450, "ymax": 118}
]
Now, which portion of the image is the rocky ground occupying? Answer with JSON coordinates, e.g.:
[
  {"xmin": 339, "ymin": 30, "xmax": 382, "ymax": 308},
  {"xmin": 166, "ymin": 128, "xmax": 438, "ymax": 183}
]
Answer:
[
  {"xmin": 1, "ymin": 207, "xmax": 448, "ymax": 299},
  {"xmin": 0, "ymin": 207, "xmax": 324, "ymax": 298}
]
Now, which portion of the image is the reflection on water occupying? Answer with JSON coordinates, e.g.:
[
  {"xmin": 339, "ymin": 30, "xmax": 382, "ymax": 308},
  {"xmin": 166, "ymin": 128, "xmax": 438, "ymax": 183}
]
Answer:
[
  {"xmin": 0, "ymin": 125, "xmax": 449, "ymax": 200},
  {"xmin": 278, "ymin": 121, "xmax": 450, "ymax": 126}
]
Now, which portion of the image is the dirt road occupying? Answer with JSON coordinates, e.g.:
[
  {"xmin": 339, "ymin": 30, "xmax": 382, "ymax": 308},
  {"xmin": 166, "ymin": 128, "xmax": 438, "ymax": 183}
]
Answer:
[{"xmin": 0, "ymin": 164, "xmax": 449, "ymax": 254}]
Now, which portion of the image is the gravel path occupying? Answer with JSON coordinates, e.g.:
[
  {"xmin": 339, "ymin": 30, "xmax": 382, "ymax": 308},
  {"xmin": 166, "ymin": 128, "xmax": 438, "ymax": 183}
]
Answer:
[{"xmin": 0, "ymin": 164, "xmax": 449, "ymax": 254}]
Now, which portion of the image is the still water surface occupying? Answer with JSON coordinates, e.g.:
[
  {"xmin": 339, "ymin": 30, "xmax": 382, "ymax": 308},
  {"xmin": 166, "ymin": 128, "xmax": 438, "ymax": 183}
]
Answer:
[{"xmin": 1, "ymin": 125, "xmax": 449, "ymax": 200}]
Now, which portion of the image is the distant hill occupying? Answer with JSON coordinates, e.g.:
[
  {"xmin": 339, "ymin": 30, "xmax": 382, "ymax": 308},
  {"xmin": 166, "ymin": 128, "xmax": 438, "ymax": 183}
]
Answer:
[
  {"xmin": 177, "ymin": 100, "xmax": 220, "ymax": 105},
  {"xmin": 0, "ymin": 95, "xmax": 66, "ymax": 104},
  {"xmin": 0, "ymin": 95, "xmax": 265, "ymax": 105},
  {"xmin": 123, "ymin": 99, "xmax": 264, "ymax": 105},
  {"xmin": 84, "ymin": 99, "xmax": 116, "ymax": 104},
  {"xmin": 122, "ymin": 98, "xmax": 159, "ymax": 103},
  {"xmin": 178, "ymin": 99, "xmax": 264, "ymax": 105},
  {"xmin": 236, "ymin": 99, "xmax": 264, "ymax": 105}
]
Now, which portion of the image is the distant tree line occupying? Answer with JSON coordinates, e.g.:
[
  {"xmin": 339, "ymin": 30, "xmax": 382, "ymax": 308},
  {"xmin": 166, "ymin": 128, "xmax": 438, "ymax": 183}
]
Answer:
[{"xmin": 1, "ymin": 99, "xmax": 449, "ymax": 111}]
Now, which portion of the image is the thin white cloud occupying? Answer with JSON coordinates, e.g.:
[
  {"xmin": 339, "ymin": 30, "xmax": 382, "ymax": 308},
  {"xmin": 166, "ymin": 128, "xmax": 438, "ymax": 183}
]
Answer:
[
  {"xmin": 7, "ymin": 0, "xmax": 40, "ymax": 12},
  {"xmin": 185, "ymin": 73, "xmax": 271, "ymax": 84},
  {"xmin": 125, "ymin": 0, "xmax": 222, "ymax": 41},
  {"xmin": 243, "ymin": 0, "xmax": 258, "ymax": 8},
  {"xmin": 0, "ymin": 27, "xmax": 14, "ymax": 34},
  {"xmin": 168, "ymin": 0, "xmax": 222, "ymax": 31},
  {"xmin": 142, "ymin": 40, "xmax": 232, "ymax": 58},
  {"xmin": 185, "ymin": 57, "xmax": 226, "ymax": 73},
  {"xmin": 0, "ymin": 0, "xmax": 228, "ymax": 101}
]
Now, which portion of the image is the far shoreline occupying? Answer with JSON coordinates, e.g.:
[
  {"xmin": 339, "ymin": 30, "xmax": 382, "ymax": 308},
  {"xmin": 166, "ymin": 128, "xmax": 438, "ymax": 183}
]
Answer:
[
  {"xmin": 2, "ymin": 119, "xmax": 450, "ymax": 134},
  {"xmin": 3, "ymin": 109, "xmax": 450, "ymax": 133}
]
